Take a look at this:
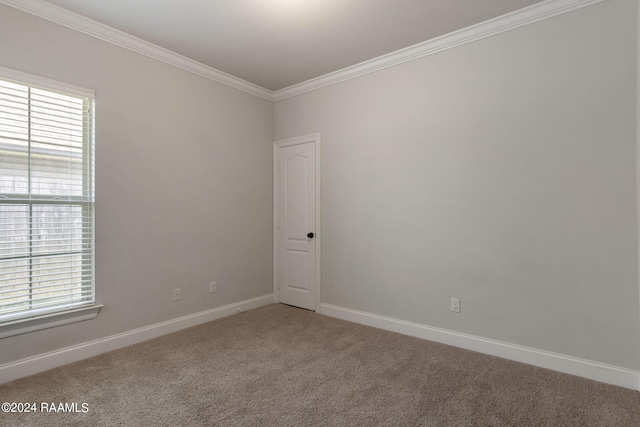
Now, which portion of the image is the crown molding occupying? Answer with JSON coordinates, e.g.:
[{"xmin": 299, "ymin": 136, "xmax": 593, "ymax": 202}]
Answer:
[
  {"xmin": 273, "ymin": 0, "xmax": 606, "ymax": 101},
  {"xmin": 1, "ymin": 0, "xmax": 606, "ymax": 103},
  {"xmin": 0, "ymin": 0, "xmax": 273, "ymax": 101}
]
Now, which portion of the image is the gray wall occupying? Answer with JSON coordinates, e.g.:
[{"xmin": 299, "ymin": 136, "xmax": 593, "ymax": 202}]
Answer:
[
  {"xmin": 0, "ymin": 5, "xmax": 273, "ymax": 364},
  {"xmin": 274, "ymin": 0, "xmax": 640, "ymax": 369}
]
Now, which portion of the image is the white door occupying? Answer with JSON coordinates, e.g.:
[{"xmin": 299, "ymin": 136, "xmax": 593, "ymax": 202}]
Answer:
[{"xmin": 275, "ymin": 135, "xmax": 319, "ymax": 311}]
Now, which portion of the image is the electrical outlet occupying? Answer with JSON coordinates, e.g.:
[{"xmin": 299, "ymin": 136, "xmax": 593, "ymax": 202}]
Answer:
[
  {"xmin": 210, "ymin": 281, "xmax": 217, "ymax": 293},
  {"xmin": 451, "ymin": 298, "xmax": 460, "ymax": 313},
  {"xmin": 173, "ymin": 288, "xmax": 181, "ymax": 301}
]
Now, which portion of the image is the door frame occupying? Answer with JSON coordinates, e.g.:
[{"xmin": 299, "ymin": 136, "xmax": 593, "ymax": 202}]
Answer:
[{"xmin": 273, "ymin": 133, "xmax": 322, "ymax": 312}]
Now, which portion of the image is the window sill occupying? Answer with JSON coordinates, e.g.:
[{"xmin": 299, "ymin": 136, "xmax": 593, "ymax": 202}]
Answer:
[{"xmin": 0, "ymin": 304, "xmax": 103, "ymax": 339}]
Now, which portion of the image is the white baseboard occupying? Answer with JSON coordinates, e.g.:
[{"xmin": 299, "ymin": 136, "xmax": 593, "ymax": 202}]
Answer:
[
  {"xmin": 0, "ymin": 294, "xmax": 274, "ymax": 384},
  {"xmin": 320, "ymin": 303, "xmax": 640, "ymax": 391}
]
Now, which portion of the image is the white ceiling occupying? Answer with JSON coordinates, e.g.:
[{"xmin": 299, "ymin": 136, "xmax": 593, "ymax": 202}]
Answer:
[{"xmin": 44, "ymin": 0, "xmax": 544, "ymax": 91}]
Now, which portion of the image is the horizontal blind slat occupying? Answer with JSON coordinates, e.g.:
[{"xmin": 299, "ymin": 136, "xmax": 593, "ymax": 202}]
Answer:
[
  {"xmin": 1, "ymin": 285, "xmax": 94, "ymax": 302},
  {"xmin": 0, "ymin": 273, "xmax": 93, "ymax": 289},
  {"xmin": 1, "ymin": 272, "xmax": 93, "ymax": 287}
]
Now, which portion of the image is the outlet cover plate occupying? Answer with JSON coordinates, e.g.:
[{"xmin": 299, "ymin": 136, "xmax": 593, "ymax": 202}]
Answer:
[{"xmin": 451, "ymin": 298, "xmax": 460, "ymax": 313}]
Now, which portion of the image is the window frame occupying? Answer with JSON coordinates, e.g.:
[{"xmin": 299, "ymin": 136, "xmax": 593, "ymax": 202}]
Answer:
[{"xmin": 0, "ymin": 66, "xmax": 101, "ymax": 338}]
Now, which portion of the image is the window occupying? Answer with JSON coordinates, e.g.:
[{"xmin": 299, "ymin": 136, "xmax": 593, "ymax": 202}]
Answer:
[{"xmin": 0, "ymin": 67, "xmax": 96, "ymax": 330}]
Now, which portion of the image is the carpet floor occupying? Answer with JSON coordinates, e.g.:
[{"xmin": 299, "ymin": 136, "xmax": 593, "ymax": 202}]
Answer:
[{"xmin": 1, "ymin": 303, "xmax": 639, "ymax": 426}]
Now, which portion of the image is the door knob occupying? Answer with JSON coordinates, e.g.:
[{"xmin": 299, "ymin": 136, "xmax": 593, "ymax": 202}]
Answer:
[{"xmin": 307, "ymin": 232, "xmax": 314, "ymax": 239}]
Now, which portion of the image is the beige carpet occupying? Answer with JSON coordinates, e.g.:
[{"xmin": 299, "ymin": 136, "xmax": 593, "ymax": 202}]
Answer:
[{"xmin": 1, "ymin": 303, "xmax": 639, "ymax": 426}]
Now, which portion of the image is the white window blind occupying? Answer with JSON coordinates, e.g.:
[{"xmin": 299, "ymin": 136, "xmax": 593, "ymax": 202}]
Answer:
[{"xmin": 0, "ymin": 69, "xmax": 95, "ymax": 324}]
